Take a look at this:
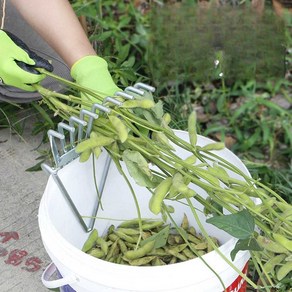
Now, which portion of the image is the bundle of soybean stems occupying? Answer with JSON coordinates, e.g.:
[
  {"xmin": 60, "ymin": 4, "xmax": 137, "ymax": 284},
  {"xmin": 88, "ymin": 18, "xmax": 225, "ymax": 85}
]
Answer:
[{"xmin": 35, "ymin": 69, "xmax": 292, "ymax": 291}]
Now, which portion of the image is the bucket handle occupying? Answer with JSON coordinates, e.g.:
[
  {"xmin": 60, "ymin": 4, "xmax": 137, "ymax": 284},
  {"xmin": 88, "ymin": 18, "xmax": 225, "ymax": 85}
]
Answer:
[{"xmin": 42, "ymin": 262, "xmax": 78, "ymax": 289}]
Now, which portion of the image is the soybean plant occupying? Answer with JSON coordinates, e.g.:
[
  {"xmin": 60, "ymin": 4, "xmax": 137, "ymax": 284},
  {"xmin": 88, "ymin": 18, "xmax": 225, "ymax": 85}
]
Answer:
[{"xmin": 34, "ymin": 70, "xmax": 292, "ymax": 291}]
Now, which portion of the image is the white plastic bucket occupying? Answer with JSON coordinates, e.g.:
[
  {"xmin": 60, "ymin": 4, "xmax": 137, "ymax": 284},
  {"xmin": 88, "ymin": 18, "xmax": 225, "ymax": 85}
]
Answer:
[{"xmin": 39, "ymin": 130, "xmax": 251, "ymax": 292}]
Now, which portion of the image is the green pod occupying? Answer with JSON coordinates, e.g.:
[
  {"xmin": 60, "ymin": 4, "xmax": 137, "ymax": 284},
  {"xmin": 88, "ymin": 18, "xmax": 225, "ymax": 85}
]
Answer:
[
  {"xmin": 263, "ymin": 254, "xmax": 286, "ymax": 274},
  {"xmin": 276, "ymin": 261, "xmax": 292, "ymax": 281},
  {"xmin": 172, "ymin": 173, "xmax": 187, "ymax": 191},
  {"xmin": 114, "ymin": 230, "xmax": 139, "ymax": 244},
  {"xmin": 176, "ymin": 188, "xmax": 196, "ymax": 200},
  {"xmin": 184, "ymin": 155, "xmax": 197, "ymax": 165},
  {"xmin": 82, "ymin": 229, "xmax": 99, "ymax": 252},
  {"xmin": 96, "ymin": 237, "xmax": 108, "ymax": 255},
  {"xmin": 149, "ymin": 177, "xmax": 172, "ymax": 215},
  {"xmin": 109, "ymin": 115, "xmax": 128, "ymax": 143},
  {"xmin": 124, "ymin": 240, "xmax": 155, "ymax": 260},
  {"xmin": 122, "ymin": 99, "xmax": 154, "ymax": 109},
  {"xmin": 181, "ymin": 213, "xmax": 189, "ymax": 230},
  {"xmin": 174, "ymin": 235, "xmax": 184, "ymax": 244},
  {"xmin": 93, "ymin": 147, "xmax": 102, "ymax": 159},
  {"xmin": 167, "ymin": 244, "xmax": 188, "ymax": 254},
  {"xmin": 281, "ymin": 208, "xmax": 292, "ymax": 220},
  {"xmin": 188, "ymin": 234, "xmax": 201, "ymax": 244},
  {"xmin": 105, "ymin": 240, "xmax": 119, "ymax": 261},
  {"xmin": 118, "ymin": 218, "xmax": 145, "ymax": 228},
  {"xmin": 207, "ymin": 242, "xmax": 214, "ymax": 253},
  {"xmin": 152, "ymin": 132, "xmax": 175, "ymax": 150},
  {"xmin": 108, "ymin": 233, "xmax": 119, "ymax": 242},
  {"xmin": 79, "ymin": 149, "xmax": 92, "ymax": 162},
  {"xmin": 149, "ymin": 248, "xmax": 168, "ymax": 257},
  {"xmin": 116, "ymin": 227, "xmax": 140, "ymax": 236},
  {"xmin": 273, "ymin": 233, "xmax": 292, "ymax": 252},
  {"xmin": 253, "ymin": 197, "xmax": 277, "ymax": 213},
  {"xmin": 182, "ymin": 248, "xmax": 196, "ymax": 259},
  {"xmin": 128, "ymin": 255, "xmax": 156, "ymax": 266},
  {"xmin": 276, "ymin": 201, "xmax": 292, "ymax": 213},
  {"xmin": 75, "ymin": 138, "xmax": 99, "ymax": 153},
  {"xmin": 167, "ymin": 249, "xmax": 188, "ymax": 262},
  {"xmin": 152, "ymin": 257, "xmax": 166, "ymax": 266},
  {"xmin": 188, "ymin": 111, "xmax": 197, "ymax": 147},
  {"xmin": 257, "ymin": 235, "xmax": 288, "ymax": 253},
  {"xmin": 193, "ymin": 242, "xmax": 208, "ymax": 250},
  {"xmin": 162, "ymin": 113, "xmax": 171, "ymax": 126},
  {"xmin": 201, "ymin": 142, "xmax": 225, "ymax": 151},
  {"xmin": 169, "ymin": 256, "xmax": 177, "ymax": 264},
  {"xmin": 118, "ymin": 239, "xmax": 128, "ymax": 254},
  {"xmin": 88, "ymin": 248, "xmax": 105, "ymax": 259},
  {"xmin": 90, "ymin": 135, "xmax": 115, "ymax": 147},
  {"xmin": 188, "ymin": 226, "xmax": 197, "ymax": 236},
  {"xmin": 107, "ymin": 225, "xmax": 115, "ymax": 235},
  {"xmin": 124, "ymin": 241, "xmax": 137, "ymax": 249}
]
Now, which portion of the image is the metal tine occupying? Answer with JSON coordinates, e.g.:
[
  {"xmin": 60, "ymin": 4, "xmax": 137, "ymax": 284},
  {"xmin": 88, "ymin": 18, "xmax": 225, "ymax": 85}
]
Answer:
[
  {"xmin": 91, "ymin": 103, "xmax": 111, "ymax": 115},
  {"xmin": 103, "ymin": 96, "xmax": 123, "ymax": 107},
  {"xmin": 41, "ymin": 163, "xmax": 90, "ymax": 232},
  {"xmin": 115, "ymin": 91, "xmax": 134, "ymax": 100},
  {"xmin": 69, "ymin": 116, "xmax": 87, "ymax": 145},
  {"xmin": 48, "ymin": 129, "xmax": 65, "ymax": 166},
  {"xmin": 57, "ymin": 122, "xmax": 75, "ymax": 152},
  {"xmin": 134, "ymin": 82, "xmax": 156, "ymax": 93},
  {"xmin": 80, "ymin": 109, "xmax": 98, "ymax": 139},
  {"xmin": 125, "ymin": 86, "xmax": 144, "ymax": 96}
]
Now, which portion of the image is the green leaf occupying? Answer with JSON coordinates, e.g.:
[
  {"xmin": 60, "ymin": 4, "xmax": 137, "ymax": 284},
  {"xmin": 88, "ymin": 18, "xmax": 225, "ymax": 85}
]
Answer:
[
  {"xmin": 118, "ymin": 44, "xmax": 130, "ymax": 62},
  {"xmin": 90, "ymin": 31, "xmax": 112, "ymax": 42},
  {"xmin": 122, "ymin": 150, "xmax": 156, "ymax": 188},
  {"xmin": 206, "ymin": 209, "xmax": 255, "ymax": 239},
  {"xmin": 230, "ymin": 237, "xmax": 262, "ymax": 261},
  {"xmin": 121, "ymin": 56, "xmax": 135, "ymax": 68},
  {"xmin": 151, "ymin": 100, "xmax": 164, "ymax": 120},
  {"xmin": 141, "ymin": 225, "xmax": 170, "ymax": 249}
]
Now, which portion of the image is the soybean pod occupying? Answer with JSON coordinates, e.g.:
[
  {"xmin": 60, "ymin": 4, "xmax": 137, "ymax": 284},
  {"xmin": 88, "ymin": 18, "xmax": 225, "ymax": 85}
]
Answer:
[
  {"xmin": 109, "ymin": 115, "xmax": 128, "ymax": 143},
  {"xmin": 149, "ymin": 177, "xmax": 172, "ymax": 215},
  {"xmin": 82, "ymin": 229, "xmax": 99, "ymax": 252},
  {"xmin": 188, "ymin": 111, "xmax": 197, "ymax": 147},
  {"xmin": 124, "ymin": 240, "xmax": 155, "ymax": 260}
]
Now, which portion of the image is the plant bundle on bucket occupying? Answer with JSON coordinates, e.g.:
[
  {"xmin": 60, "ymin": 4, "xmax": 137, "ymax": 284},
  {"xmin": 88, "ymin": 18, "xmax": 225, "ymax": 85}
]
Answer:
[{"xmin": 35, "ymin": 70, "xmax": 292, "ymax": 291}]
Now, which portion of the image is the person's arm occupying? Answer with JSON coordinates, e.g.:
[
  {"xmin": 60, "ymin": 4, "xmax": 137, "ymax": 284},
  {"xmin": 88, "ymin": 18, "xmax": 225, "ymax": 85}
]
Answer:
[
  {"xmin": 11, "ymin": 0, "xmax": 96, "ymax": 68},
  {"xmin": 8, "ymin": 0, "xmax": 120, "ymax": 100}
]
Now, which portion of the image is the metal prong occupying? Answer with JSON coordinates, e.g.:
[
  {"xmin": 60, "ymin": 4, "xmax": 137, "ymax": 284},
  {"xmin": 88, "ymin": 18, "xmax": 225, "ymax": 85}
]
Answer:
[
  {"xmin": 41, "ymin": 163, "xmax": 57, "ymax": 176},
  {"xmin": 41, "ymin": 163, "xmax": 89, "ymax": 232},
  {"xmin": 48, "ymin": 130, "xmax": 65, "ymax": 166},
  {"xmin": 91, "ymin": 103, "xmax": 111, "ymax": 114},
  {"xmin": 80, "ymin": 109, "xmax": 98, "ymax": 139},
  {"xmin": 103, "ymin": 96, "xmax": 123, "ymax": 107},
  {"xmin": 125, "ymin": 86, "xmax": 144, "ymax": 96},
  {"xmin": 134, "ymin": 82, "xmax": 156, "ymax": 93},
  {"xmin": 115, "ymin": 91, "xmax": 134, "ymax": 100},
  {"xmin": 69, "ymin": 116, "xmax": 87, "ymax": 143},
  {"xmin": 57, "ymin": 122, "xmax": 75, "ymax": 152}
]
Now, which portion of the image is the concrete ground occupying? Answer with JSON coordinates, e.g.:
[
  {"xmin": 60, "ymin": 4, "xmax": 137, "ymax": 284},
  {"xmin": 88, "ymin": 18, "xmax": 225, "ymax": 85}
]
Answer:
[{"xmin": 0, "ymin": 121, "xmax": 51, "ymax": 292}]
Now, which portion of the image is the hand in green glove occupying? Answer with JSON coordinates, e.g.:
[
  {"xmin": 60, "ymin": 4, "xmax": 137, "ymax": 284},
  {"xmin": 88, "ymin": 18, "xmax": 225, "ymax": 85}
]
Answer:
[
  {"xmin": 71, "ymin": 55, "xmax": 121, "ymax": 104},
  {"xmin": 0, "ymin": 30, "xmax": 53, "ymax": 92}
]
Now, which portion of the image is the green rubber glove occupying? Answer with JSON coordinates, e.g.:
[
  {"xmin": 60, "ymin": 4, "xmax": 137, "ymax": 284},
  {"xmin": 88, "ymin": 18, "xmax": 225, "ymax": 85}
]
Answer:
[
  {"xmin": 0, "ymin": 30, "xmax": 53, "ymax": 92},
  {"xmin": 70, "ymin": 55, "xmax": 120, "ymax": 104}
]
